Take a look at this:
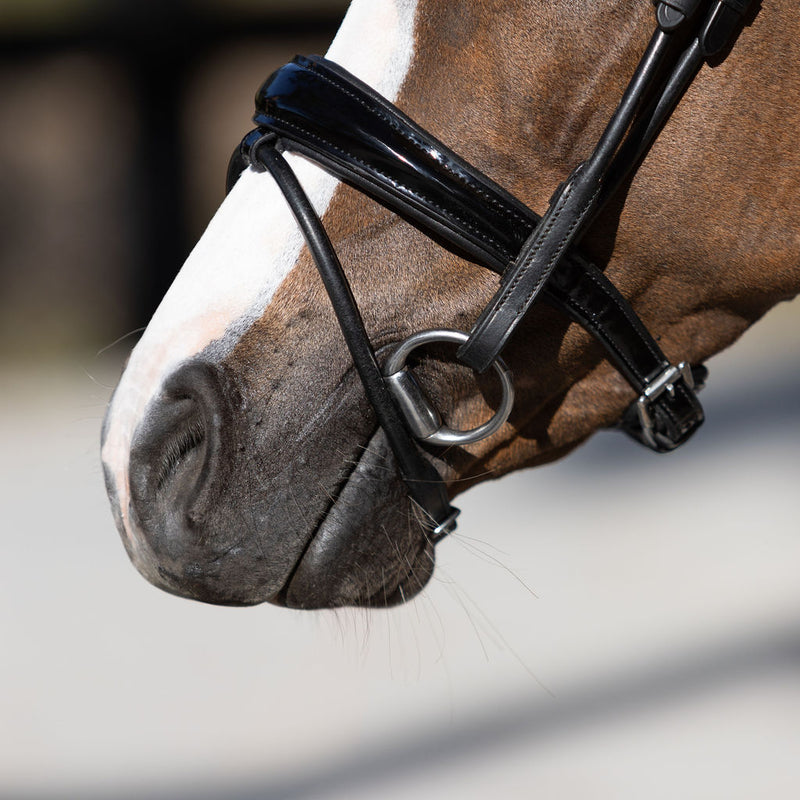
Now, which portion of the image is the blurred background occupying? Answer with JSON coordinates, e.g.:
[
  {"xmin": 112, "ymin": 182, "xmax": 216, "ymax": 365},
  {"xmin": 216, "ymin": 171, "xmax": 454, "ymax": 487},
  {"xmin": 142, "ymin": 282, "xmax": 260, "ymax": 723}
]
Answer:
[{"xmin": 1, "ymin": 1, "xmax": 799, "ymax": 798}]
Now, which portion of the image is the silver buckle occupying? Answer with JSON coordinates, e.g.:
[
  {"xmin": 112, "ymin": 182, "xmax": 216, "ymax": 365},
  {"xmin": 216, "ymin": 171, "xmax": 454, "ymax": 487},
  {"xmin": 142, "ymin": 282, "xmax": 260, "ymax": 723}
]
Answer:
[
  {"xmin": 384, "ymin": 329, "xmax": 515, "ymax": 446},
  {"xmin": 636, "ymin": 361, "xmax": 694, "ymax": 448}
]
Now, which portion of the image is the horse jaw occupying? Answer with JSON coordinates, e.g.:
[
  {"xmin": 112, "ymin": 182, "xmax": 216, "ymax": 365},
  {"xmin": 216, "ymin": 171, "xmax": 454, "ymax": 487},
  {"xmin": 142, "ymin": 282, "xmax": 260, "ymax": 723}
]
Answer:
[{"xmin": 101, "ymin": 0, "xmax": 422, "ymax": 605}]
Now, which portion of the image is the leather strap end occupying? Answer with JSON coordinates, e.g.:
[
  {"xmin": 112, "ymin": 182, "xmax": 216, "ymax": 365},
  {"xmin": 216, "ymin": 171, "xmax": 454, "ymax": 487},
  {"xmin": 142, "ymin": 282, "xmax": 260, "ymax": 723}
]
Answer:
[
  {"xmin": 458, "ymin": 169, "xmax": 591, "ymax": 373},
  {"xmin": 700, "ymin": 0, "xmax": 757, "ymax": 57}
]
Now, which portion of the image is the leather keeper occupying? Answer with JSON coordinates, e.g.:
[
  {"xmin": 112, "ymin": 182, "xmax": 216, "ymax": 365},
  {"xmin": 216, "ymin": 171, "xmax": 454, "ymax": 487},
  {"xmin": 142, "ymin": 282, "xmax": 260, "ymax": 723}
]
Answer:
[{"xmin": 700, "ymin": 0, "xmax": 757, "ymax": 57}]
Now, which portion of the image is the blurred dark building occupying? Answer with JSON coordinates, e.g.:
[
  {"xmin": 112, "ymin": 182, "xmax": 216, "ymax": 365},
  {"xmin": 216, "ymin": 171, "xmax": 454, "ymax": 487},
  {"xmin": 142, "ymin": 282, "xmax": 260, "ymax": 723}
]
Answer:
[{"xmin": 0, "ymin": 0, "xmax": 346, "ymax": 358}]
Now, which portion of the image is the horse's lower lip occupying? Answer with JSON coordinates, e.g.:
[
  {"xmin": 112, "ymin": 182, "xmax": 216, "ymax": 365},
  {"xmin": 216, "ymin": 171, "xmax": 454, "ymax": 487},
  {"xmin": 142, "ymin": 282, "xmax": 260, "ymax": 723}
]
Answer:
[
  {"xmin": 281, "ymin": 513, "xmax": 435, "ymax": 609},
  {"xmin": 279, "ymin": 429, "xmax": 435, "ymax": 609},
  {"xmin": 362, "ymin": 535, "xmax": 435, "ymax": 607}
]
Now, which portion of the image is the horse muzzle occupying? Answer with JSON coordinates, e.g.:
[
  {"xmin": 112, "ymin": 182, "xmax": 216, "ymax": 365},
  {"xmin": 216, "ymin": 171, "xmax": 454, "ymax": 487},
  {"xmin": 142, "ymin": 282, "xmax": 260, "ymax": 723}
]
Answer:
[
  {"xmin": 122, "ymin": 360, "xmax": 270, "ymax": 605},
  {"xmin": 104, "ymin": 358, "xmax": 438, "ymax": 608}
]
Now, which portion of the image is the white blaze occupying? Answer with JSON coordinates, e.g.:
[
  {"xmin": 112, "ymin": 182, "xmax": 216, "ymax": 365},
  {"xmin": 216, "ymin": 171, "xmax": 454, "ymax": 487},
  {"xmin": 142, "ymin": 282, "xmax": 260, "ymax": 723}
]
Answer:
[{"xmin": 102, "ymin": 0, "xmax": 419, "ymax": 542}]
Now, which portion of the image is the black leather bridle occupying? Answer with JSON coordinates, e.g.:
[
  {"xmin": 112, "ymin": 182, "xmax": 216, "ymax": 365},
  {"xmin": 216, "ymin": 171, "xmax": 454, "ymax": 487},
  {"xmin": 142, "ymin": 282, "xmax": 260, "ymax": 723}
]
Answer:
[{"xmin": 226, "ymin": 0, "xmax": 755, "ymax": 540}]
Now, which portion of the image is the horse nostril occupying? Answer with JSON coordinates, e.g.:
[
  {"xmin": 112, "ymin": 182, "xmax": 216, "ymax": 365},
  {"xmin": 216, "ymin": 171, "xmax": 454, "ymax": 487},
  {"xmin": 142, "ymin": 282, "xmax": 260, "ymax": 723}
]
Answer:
[
  {"xmin": 124, "ymin": 360, "xmax": 275, "ymax": 607},
  {"xmin": 128, "ymin": 361, "xmax": 229, "ymax": 541},
  {"xmin": 154, "ymin": 412, "xmax": 206, "ymax": 494}
]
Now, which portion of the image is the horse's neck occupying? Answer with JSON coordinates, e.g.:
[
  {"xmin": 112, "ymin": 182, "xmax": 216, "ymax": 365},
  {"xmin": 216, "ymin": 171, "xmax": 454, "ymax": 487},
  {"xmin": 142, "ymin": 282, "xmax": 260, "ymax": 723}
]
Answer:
[{"xmin": 405, "ymin": 0, "xmax": 799, "ymax": 355}]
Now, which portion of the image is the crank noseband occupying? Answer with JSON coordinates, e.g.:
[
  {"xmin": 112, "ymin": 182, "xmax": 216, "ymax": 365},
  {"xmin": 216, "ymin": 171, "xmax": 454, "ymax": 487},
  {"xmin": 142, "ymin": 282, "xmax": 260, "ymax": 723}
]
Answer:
[{"xmin": 227, "ymin": 0, "xmax": 754, "ymax": 540}]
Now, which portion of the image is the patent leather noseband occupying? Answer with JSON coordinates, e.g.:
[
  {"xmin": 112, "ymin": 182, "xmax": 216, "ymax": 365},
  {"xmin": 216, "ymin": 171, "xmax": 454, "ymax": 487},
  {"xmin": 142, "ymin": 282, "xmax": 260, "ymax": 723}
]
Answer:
[{"xmin": 227, "ymin": 0, "xmax": 754, "ymax": 539}]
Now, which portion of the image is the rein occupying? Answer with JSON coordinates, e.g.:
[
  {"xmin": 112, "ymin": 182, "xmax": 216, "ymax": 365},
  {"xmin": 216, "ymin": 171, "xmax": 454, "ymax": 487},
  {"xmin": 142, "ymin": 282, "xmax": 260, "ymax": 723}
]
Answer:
[{"xmin": 227, "ymin": 0, "xmax": 755, "ymax": 540}]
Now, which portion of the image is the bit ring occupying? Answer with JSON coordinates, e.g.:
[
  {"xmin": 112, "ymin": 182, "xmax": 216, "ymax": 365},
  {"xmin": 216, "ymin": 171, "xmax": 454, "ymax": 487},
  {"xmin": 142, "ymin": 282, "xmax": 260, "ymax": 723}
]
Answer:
[{"xmin": 384, "ymin": 329, "xmax": 515, "ymax": 446}]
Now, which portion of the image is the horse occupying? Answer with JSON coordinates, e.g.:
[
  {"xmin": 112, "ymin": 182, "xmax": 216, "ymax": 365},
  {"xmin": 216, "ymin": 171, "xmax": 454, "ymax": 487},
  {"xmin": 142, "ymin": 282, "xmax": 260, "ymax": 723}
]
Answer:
[{"xmin": 101, "ymin": 0, "xmax": 799, "ymax": 609}]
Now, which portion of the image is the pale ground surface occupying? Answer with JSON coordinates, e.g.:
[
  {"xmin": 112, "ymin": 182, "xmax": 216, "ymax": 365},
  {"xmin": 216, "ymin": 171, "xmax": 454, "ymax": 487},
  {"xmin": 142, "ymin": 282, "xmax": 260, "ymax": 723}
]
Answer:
[{"xmin": 1, "ymin": 299, "xmax": 798, "ymax": 800}]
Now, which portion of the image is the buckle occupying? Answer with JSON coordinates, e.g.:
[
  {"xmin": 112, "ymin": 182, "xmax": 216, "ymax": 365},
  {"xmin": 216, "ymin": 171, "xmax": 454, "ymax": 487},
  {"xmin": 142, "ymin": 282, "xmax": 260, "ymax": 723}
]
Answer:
[{"xmin": 635, "ymin": 361, "xmax": 695, "ymax": 449}]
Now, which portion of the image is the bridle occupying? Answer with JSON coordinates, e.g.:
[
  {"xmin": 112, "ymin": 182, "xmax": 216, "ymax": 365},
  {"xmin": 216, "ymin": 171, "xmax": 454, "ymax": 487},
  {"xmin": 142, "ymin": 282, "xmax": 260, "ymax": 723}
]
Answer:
[{"xmin": 226, "ymin": 0, "xmax": 755, "ymax": 540}]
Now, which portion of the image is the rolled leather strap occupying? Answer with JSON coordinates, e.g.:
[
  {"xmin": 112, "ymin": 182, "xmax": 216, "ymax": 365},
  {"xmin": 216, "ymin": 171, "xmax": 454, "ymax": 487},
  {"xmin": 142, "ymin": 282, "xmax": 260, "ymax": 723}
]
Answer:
[{"xmin": 250, "ymin": 139, "xmax": 459, "ymax": 537}]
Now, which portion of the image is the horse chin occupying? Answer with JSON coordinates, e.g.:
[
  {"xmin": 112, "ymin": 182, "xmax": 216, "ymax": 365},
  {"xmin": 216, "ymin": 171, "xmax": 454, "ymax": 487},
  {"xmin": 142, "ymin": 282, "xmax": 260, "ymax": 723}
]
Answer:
[{"xmin": 281, "ymin": 429, "xmax": 437, "ymax": 610}]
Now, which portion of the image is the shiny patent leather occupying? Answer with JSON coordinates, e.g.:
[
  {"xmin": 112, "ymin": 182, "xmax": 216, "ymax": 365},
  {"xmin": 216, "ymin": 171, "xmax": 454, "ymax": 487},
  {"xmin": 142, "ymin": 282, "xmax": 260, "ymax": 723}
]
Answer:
[{"xmin": 251, "ymin": 56, "xmax": 532, "ymax": 272}]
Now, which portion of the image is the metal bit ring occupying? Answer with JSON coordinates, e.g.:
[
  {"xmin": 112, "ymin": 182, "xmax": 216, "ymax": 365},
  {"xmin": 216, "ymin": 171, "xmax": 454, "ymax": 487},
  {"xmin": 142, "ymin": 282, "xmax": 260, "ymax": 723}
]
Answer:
[{"xmin": 384, "ymin": 329, "xmax": 515, "ymax": 446}]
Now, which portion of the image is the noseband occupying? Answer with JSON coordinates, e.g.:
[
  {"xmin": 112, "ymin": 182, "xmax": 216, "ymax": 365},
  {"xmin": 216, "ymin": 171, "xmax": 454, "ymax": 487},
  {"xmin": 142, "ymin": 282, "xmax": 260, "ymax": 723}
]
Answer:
[{"xmin": 227, "ymin": 0, "xmax": 754, "ymax": 540}]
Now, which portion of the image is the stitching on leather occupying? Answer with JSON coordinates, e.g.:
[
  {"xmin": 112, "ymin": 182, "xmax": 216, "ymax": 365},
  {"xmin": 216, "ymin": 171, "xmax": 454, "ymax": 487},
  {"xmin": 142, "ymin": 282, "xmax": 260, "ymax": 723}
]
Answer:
[
  {"xmin": 472, "ymin": 178, "xmax": 597, "ymax": 349},
  {"xmin": 269, "ymin": 113, "xmax": 516, "ymax": 260},
  {"xmin": 281, "ymin": 61, "xmax": 698, "ymax": 437},
  {"xmin": 547, "ymin": 290, "xmax": 696, "ymax": 444},
  {"xmin": 570, "ymin": 271, "xmax": 700, "ymax": 439},
  {"xmin": 509, "ymin": 184, "xmax": 600, "ymax": 321},
  {"xmin": 578, "ymin": 269, "xmax": 663, "ymax": 365},
  {"xmin": 306, "ymin": 62, "xmax": 529, "ymax": 224},
  {"xmin": 477, "ymin": 183, "xmax": 571, "ymax": 319},
  {"xmin": 558, "ymin": 293, "xmax": 641, "ymax": 378},
  {"xmin": 302, "ymin": 61, "xmax": 532, "ymax": 229}
]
